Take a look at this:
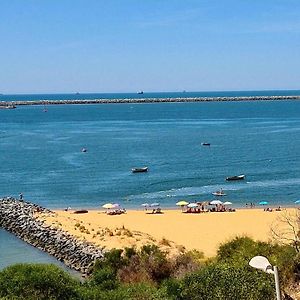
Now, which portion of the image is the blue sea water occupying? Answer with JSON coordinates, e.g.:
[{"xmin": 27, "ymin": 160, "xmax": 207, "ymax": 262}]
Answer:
[
  {"xmin": 0, "ymin": 229, "xmax": 78, "ymax": 274},
  {"xmin": 0, "ymin": 92, "xmax": 300, "ymax": 268}
]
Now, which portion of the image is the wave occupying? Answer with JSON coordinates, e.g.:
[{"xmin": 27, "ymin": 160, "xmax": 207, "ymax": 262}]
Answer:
[{"xmin": 126, "ymin": 178, "xmax": 300, "ymax": 201}]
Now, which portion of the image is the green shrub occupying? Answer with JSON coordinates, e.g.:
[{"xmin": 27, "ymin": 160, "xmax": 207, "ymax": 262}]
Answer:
[
  {"xmin": 0, "ymin": 263, "xmax": 80, "ymax": 300},
  {"xmin": 139, "ymin": 244, "xmax": 172, "ymax": 283},
  {"xmin": 180, "ymin": 262, "xmax": 275, "ymax": 300},
  {"xmin": 89, "ymin": 266, "xmax": 118, "ymax": 290},
  {"xmin": 113, "ymin": 282, "xmax": 170, "ymax": 300},
  {"xmin": 217, "ymin": 236, "xmax": 298, "ymax": 285},
  {"xmin": 124, "ymin": 247, "xmax": 137, "ymax": 260},
  {"xmin": 93, "ymin": 249, "xmax": 126, "ymax": 274},
  {"xmin": 78, "ymin": 282, "xmax": 170, "ymax": 300},
  {"xmin": 160, "ymin": 278, "xmax": 183, "ymax": 300}
]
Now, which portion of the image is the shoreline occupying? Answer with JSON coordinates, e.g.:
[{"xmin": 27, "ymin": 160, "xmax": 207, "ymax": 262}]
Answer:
[
  {"xmin": 1, "ymin": 198, "xmax": 297, "ymax": 273},
  {"xmin": 1, "ymin": 95, "xmax": 300, "ymax": 107},
  {"xmin": 47, "ymin": 207, "xmax": 297, "ymax": 257}
]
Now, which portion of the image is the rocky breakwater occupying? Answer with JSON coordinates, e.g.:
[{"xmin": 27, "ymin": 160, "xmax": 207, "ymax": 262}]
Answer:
[
  {"xmin": 0, "ymin": 197, "xmax": 104, "ymax": 274},
  {"xmin": 1, "ymin": 95, "xmax": 300, "ymax": 107}
]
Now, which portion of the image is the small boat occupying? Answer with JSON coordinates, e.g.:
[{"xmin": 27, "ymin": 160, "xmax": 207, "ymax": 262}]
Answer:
[
  {"xmin": 226, "ymin": 174, "xmax": 245, "ymax": 181},
  {"xmin": 201, "ymin": 142, "xmax": 210, "ymax": 146},
  {"xmin": 132, "ymin": 167, "xmax": 148, "ymax": 173},
  {"xmin": 81, "ymin": 148, "xmax": 87, "ymax": 153},
  {"xmin": 137, "ymin": 91, "xmax": 144, "ymax": 94},
  {"xmin": 0, "ymin": 105, "xmax": 16, "ymax": 109},
  {"xmin": 212, "ymin": 190, "xmax": 226, "ymax": 196}
]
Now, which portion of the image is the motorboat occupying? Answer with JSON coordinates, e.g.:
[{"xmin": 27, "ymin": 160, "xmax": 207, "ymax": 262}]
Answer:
[
  {"xmin": 0, "ymin": 105, "xmax": 16, "ymax": 109},
  {"xmin": 226, "ymin": 174, "xmax": 245, "ymax": 181},
  {"xmin": 201, "ymin": 142, "xmax": 210, "ymax": 146},
  {"xmin": 212, "ymin": 190, "xmax": 226, "ymax": 196},
  {"xmin": 137, "ymin": 91, "xmax": 144, "ymax": 94},
  {"xmin": 81, "ymin": 148, "xmax": 87, "ymax": 153},
  {"xmin": 132, "ymin": 167, "xmax": 148, "ymax": 173}
]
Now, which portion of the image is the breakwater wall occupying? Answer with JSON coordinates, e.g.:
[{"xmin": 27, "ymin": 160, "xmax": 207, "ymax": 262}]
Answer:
[
  {"xmin": 1, "ymin": 95, "xmax": 300, "ymax": 107},
  {"xmin": 0, "ymin": 198, "xmax": 104, "ymax": 274}
]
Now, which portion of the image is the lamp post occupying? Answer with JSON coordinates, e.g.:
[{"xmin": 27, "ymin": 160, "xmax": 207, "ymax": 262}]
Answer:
[{"xmin": 249, "ymin": 256, "xmax": 281, "ymax": 300}]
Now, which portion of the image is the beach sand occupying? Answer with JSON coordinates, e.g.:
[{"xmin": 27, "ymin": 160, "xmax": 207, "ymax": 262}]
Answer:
[{"xmin": 39, "ymin": 208, "xmax": 297, "ymax": 257}]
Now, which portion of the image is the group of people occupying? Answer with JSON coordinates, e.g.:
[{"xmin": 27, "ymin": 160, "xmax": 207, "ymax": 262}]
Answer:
[
  {"xmin": 264, "ymin": 206, "xmax": 282, "ymax": 212},
  {"xmin": 107, "ymin": 208, "xmax": 126, "ymax": 215},
  {"xmin": 210, "ymin": 204, "xmax": 236, "ymax": 213}
]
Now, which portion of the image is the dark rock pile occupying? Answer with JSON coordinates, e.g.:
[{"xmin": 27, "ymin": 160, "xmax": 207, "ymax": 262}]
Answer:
[
  {"xmin": 0, "ymin": 95, "xmax": 300, "ymax": 107},
  {"xmin": 0, "ymin": 197, "xmax": 104, "ymax": 274}
]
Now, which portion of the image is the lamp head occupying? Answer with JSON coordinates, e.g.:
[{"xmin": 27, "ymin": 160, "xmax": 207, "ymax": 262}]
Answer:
[{"xmin": 249, "ymin": 256, "xmax": 274, "ymax": 274}]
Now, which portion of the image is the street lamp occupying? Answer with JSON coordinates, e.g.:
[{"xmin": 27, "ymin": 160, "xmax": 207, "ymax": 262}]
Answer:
[{"xmin": 249, "ymin": 256, "xmax": 281, "ymax": 300}]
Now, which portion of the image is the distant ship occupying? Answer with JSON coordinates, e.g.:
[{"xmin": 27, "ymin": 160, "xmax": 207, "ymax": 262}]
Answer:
[{"xmin": 137, "ymin": 91, "xmax": 144, "ymax": 95}]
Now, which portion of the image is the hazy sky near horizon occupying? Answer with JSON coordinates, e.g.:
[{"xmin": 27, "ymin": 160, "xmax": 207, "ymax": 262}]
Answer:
[{"xmin": 1, "ymin": 0, "xmax": 300, "ymax": 94}]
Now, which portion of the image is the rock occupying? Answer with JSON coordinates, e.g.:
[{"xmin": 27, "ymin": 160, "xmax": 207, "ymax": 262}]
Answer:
[{"xmin": 0, "ymin": 197, "xmax": 105, "ymax": 275}]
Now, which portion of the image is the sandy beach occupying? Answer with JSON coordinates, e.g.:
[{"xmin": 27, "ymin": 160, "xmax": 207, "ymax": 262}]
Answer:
[{"xmin": 38, "ymin": 208, "xmax": 297, "ymax": 257}]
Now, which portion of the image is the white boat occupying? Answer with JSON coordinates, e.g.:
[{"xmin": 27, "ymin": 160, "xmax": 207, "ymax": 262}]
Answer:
[
  {"xmin": 212, "ymin": 190, "xmax": 226, "ymax": 196},
  {"xmin": 132, "ymin": 167, "xmax": 148, "ymax": 173}
]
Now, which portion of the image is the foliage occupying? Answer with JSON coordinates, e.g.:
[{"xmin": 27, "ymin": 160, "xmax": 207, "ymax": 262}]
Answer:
[
  {"xmin": 88, "ymin": 266, "xmax": 118, "ymax": 290},
  {"xmin": 180, "ymin": 262, "xmax": 275, "ymax": 300},
  {"xmin": 77, "ymin": 282, "xmax": 170, "ymax": 300},
  {"xmin": 217, "ymin": 236, "xmax": 299, "ymax": 285},
  {"xmin": 0, "ymin": 263, "xmax": 80, "ymax": 300},
  {"xmin": 1, "ymin": 237, "xmax": 299, "ymax": 300},
  {"xmin": 94, "ymin": 248, "xmax": 125, "ymax": 273}
]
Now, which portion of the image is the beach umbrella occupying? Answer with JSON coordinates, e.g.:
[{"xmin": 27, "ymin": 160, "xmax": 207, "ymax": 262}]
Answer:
[
  {"xmin": 187, "ymin": 203, "xmax": 198, "ymax": 208},
  {"xmin": 141, "ymin": 203, "xmax": 150, "ymax": 207},
  {"xmin": 294, "ymin": 200, "xmax": 300, "ymax": 204},
  {"xmin": 150, "ymin": 202, "xmax": 160, "ymax": 207},
  {"xmin": 176, "ymin": 200, "xmax": 188, "ymax": 206},
  {"xmin": 210, "ymin": 200, "xmax": 223, "ymax": 205},
  {"xmin": 223, "ymin": 201, "xmax": 233, "ymax": 205},
  {"xmin": 102, "ymin": 203, "xmax": 114, "ymax": 209},
  {"xmin": 112, "ymin": 203, "xmax": 120, "ymax": 208},
  {"xmin": 259, "ymin": 201, "xmax": 268, "ymax": 205}
]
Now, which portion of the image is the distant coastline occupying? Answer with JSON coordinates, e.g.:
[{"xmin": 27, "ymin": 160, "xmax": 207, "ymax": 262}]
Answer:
[{"xmin": 1, "ymin": 95, "xmax": 300, "ymax": 107}]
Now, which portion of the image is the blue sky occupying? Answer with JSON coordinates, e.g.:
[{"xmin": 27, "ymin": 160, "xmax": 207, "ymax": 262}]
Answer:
[{"xmin": 0, "ymin": 0, "xmax": 300, "ymax": 93}]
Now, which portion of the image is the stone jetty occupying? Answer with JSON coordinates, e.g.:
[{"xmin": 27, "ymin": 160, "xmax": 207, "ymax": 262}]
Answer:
[
  {"xmin": 0, "ymin": 197, "xmax": 104, "ymax": 274},
  {"xmin": 0, "ymin": 95, "xmax": 300, "ymax": 108}
]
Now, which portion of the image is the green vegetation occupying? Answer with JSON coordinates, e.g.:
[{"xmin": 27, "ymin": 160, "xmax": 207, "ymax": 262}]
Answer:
[{"xmin": 0, "ymin": 237, "xmax": 299, "ymax": 299}]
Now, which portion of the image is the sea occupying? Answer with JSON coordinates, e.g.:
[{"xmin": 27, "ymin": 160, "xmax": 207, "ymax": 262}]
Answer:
[{"xmin": 0, "ymin": 90, "xmax": 300, "ymax": 269}]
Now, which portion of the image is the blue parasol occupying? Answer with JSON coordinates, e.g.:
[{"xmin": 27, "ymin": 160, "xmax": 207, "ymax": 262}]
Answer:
[{"xmin": 259, "ymin": 201, "xmax": 268, "ymax": 205}]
